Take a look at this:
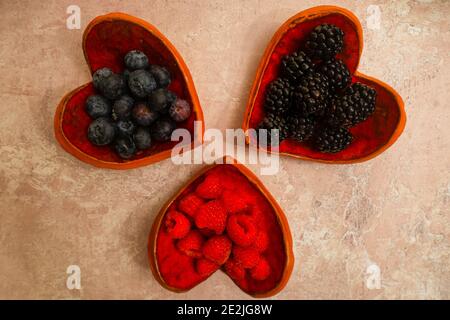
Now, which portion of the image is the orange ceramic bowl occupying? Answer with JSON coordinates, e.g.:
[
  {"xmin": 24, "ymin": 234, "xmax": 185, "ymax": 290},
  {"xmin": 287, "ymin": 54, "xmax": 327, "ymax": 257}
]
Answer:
[
  {"xmin": 54, "ymin": 13, "xmax": 204, "ymax": 169},
  {"xmin": 243, "ymin": 6, "xmax": 406, "ymax": 163}
]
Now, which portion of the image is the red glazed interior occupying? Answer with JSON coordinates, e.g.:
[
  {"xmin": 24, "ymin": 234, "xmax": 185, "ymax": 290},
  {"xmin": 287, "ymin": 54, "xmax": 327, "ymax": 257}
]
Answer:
[
  {"xmin": 155, "ymin": 165, "xmax": 287, "ymax": 295},
  {"xmin": 61, "ymin": 19, "xmax": 197, "ymax": 163},
  {"xmin": 248, "ymin": 13, "xmax": 402, "ymax": 161}
]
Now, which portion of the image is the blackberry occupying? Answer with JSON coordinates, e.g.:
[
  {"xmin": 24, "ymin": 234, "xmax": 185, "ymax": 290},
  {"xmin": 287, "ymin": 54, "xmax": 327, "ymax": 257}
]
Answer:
[
  {"xmin": 280, "ymin": 51, "xmax": 314, "ymax": 84},
  {"xmin": 148, "ymin": 65, "xmax": 171, "ymax": 88},
  {"xmin": 87, "ymin": 117, "xmax": 116, "ymax": 146},
  {"xmin": 128, "ymin": 70, "xmax": 157, "ymax": 98},
  {"xmin": 114, "ymin": 136, "xmax": 137, "ymax": 159},
  {"xmin": 305, "ymin": 24, "xmax": 344, "ymax": 60},
  {"xmin": 292, "ymin": 72, "xmax": 329, "ymax": 115},
  {"xmin": 92, "ymin": 67, "xmax": 113, "ymax": 91},
  {"xmin": 287, "ymin": 114, "xmax": 316, "ymax": 142},
  {"xmin": 133, "ymin": 127, "xmax": 152, "ymax": 150},
  {"xmin": 132, "ymin": 102, "xmax": 159, "ymax": 127},
  {"xmin": 112, "ymin": 95, "xmax": 134, "ymax": 120},
  {"xmin": 169, "ymin": 98, "xmax": 191, "ymax": 122},
  {"xmin": 151, "ymin": 118, "xmax": 176, "ymax": 142},
  {"xmin": 115, "ymin": 120, "xmax": 136, "ymax": 137},
  {"xmin": 257, "ymin": 113, "xmax": 289, "ymax": 146},
  {"xmin": 100, "ymin": 73, "xmax": 126, "ymax": 100},
  {"xmin": 124, "ymin": 50, "xmax": 149, "ymax": 70},
  {"xmin": 85, "ymin": 95, "xmax": 111, "ymax": 119},
  {"xmin": 148, "ymin": 88, "xmax": 176, "ymax": 113},
  {"xmin": 318, "ymin": 59, "xmax": 350, "ymax": 91},
  {"xmin": 326, "ymin": 83, "xmax": 377, "ymax": 128},
  {"xmin": 313, "ymin": 126, "xmax": 353, "ymax": 153},
  {"xmin": 263, "ymin": 78, "xmax": 293, "ymax": 116}
]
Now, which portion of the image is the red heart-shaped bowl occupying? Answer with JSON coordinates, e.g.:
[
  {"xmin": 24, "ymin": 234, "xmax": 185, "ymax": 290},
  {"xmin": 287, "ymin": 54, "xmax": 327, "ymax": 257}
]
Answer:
[
  {"xmin": 148, "ymin": 157, "xmax": 294, "ymax": 298},
  {"xmin": 243, "ymin": 6, "xmax": 406, "ymax": 163},
  {"xmin": 54, "ymin": 13, "xmax": 204, "ymax": 169}
]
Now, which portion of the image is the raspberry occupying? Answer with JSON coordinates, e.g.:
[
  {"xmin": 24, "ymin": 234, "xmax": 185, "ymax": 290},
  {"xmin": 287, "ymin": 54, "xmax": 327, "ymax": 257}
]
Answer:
[
  {"xmin": 178, "ymin": 193, "xmax": 204, "ymax": 218},
  {"xmin": 221, "ymin": 190, "xmax": 248, "ymax": 214},
  {"xmin": 176, "ymin": 230, "xmax": 204, "ymax": 258},
  {"xmin": 224, "ymin": 259, "xmax": 246, "ymax": 281},
  {"xmin": 164, "ymin": 210, "xmax": 191, "ymax": 239},
  {"xmin": 233, "ymin": 246, "xmax": 260, "ymax": 269},
  {"xmin": 250, "ymin": 257, "xmax": 271, "ymax": 281},
  {"xmin": 195, "ymin": 200, "xmax": 227, "ymax": 235},
  {"xmin": 226, "ymin": 214, "xmax": 257, "ymax": 247},
  {"xmin": 253, "ymin": 231, "xmax": 269, "ymax": 252},
  {"xmin": 196, "ymin": 258, "xmax": 219, "ymax": 277},
  {"xmin": 196, "ymin": 174, "xmax": 223, "ymax": 199},
  {"xmin": 203, "ymin": 235, "xmax": 232, "ymax": 265}
]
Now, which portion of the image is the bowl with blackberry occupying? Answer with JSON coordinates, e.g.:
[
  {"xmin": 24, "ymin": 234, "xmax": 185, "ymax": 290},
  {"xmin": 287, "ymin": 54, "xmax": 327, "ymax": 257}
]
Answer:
[
  {"xmin": 243, "ymin": 5, "xmax": 406, "ymax": 163},
  {"xmin": 54, "ymin": 13, "xmax": 204, "ymax": 169}
]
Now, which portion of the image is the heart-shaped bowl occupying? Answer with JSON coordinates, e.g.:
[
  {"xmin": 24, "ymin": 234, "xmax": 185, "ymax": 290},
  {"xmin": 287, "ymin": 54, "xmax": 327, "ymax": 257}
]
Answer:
[
  {"xmin": 243, "ymin": 5, "xmax": 406, "ymax": 163},
  {"xmin": 54, "ymin": 13, "xmax": 204, "ymax": 169},
  {"xmin": 148, "ymin": 157, "xmax": 294, "ymax": 298}
]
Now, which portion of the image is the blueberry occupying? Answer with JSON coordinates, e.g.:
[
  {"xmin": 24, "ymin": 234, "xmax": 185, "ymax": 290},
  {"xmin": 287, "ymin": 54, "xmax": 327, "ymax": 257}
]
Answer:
[
  {"xmin": 132, "ymin": 102, "xmax": 159, "ymax": 126},
  {"xmin": 128, "ymin": 70, "xmax": 157, "ymax": 98},
  {"xmin": 151, "ymin": 118, "xmax": 176, "ymax": 142},
  {"xmin": 133, "ymin": 127, "xmax": 152, "ymax": 150},
  {"xmin": 148, "ymin": 88, "xmax": 176, "ymax": 113},
  {"xmin": 122, "ymin": 69, "xmax": 131, "ymax": 83},
  {"xmin": 124, "ymin": 50, "xmax": 149, "ymax": 70},
  {"xmin": 112, "ymin": 95, "xmax": 134, "ymax": 120},
  {"xmin": 87, "ymin": 117, "xmax": 116, "ymax": 146},
  {"xmin": 116, "ymin": 120, "xmax": 136, "ymax": 137},
  {"xmin": 148, "ymin": 65, "xmax": 171, "ymax": 88},
  {"xmin": 85, "ymin": 95, "xmax": 111, "ymax": 119},
  {"xmin": 114, "ymin": 136, "xmax": 136, "ymax": 159},
  {"xmin": 169, "ymin": 98, "xmax": 191, "ymax": 122},
  {"xmin": 100, "ymin": 73, "xmax": 126, "ymax": 100},
  {"xmin": 92, "ymin": 67, "xmax": 113, "ymax": 90}
]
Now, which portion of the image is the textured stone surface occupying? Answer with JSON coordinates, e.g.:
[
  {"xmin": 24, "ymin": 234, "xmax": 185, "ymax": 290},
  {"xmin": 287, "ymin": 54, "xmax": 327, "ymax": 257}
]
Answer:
[{"xmin": 0, "ymin": 0, "xmax": 449, "ymax": 299}]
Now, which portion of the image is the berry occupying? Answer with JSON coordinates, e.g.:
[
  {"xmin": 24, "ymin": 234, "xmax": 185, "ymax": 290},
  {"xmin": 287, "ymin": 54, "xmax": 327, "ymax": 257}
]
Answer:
[
  {"xmin": 133, "ymin": 127, "xmax": 152, "ymax": 150},
  {"xmin": 124, "ymin": 50, "xmax": 149, "ymax": 70},
  {"xmin": 115, "ymin": 120, "xmax": 136, "ymax": 137},
  {"xmin": 151, "ymin": 118, "xmax": 176, "ymax": 142},
  {"xmin": 196, "ymin": 258, "xmax": 219, "ymax": 277},
  {"xmin": 148, "ymin": 88, "xmax": 176, "ymax": 113},
  {"xmin": 287, "ymin": 114, "xmax": 316, "ymax": 142},
  {"xmin": 148, "ymin": 65, "xmax": 171, "ymax": 88},
  {"xmin": 224, "ymin": 259, "xmax": 246, "ymax": 281},
  {"xmin": 313, "ymin": 126, "xmax": 353, "ymax": 153},
  {"xmin": 164, "ymin": 210, "xmax": 191, "ymax": 239},
  {"xmin": 87, "ymin": 117, "xmax": 116, "ymax": 146},
  {"xmin": 178, "ymin": 193, "xmax": 204, "ymax": 218},
  {"xmin": 195, "ymin": 200, "xmax": 227, "ymax": 235},
  {"xmin": 100, "ymin": 73, "xmax": 126, "ymax": 100},
  {"xmin": 257, "ymin": 113, "xmax": 289, "ymax": 146},
  {"xmin": 169, "ymin": 99, "xmax": 191, "ymax": 122},
  {"xmin": 263, "ymin": 78, "xmax": 293, "ymax": 116},
  {"xmin": 227, "ymin": 214, "xmax": 257, "ymax": 247},
  {"xmin": 203, "ymin": 235, "xmax": 232, "ymax": 265},
  {"xmin": 92, "ymin": 67, "xmax": 113, "ymax": 90},
  {"xmin": 280, "ymin": 51, "xmax": 314, "ymax": 84},
  {"xmin": 250, "ymin": 257, "xmax": 271, "ymax": 280},
  {"xmin": 292, "ymin": 72, "xmax": 329, "ymax": 115},
  {"xmin": 85, "ymin": 95, "xmax": 111, "ymax": 119},
  {"xmin": 114, "ymin": 136, "xmax": 137, "ymax": 159},
  {"xmin": 132, "ymin": 102, "xmax": 159, "ymax": 127},
  {"xmin": 122, "ymin": 69, "xmax": 131, "ymax": 83},
  {"xmin": 305, "ymin": 24, "xmax": 344, "ymax": 60},
  {"xmin": 128, "ymin": 70, "xmax": 157, "ymax": 98},
  {"xmin": 318, "ymin": 59, "xmax": 351, "ymax": 91},
  {"xmin": 326, "ymin": 83, "xmax": 377, "ymax": 128},
  {"xmin": 253, "ymin": 231, "xmax": 269, "ymax": 252},
  {"xmin": 176, "ymin": 230, "xmax": 204, "ymax": 258},
  {"xmin": 196, "ymin": 174, "xmax": 223, "ymax": 199},
  {"xmin": 233, "ymin": 246, "xmax": 260, "ymax": 269},
  {"xmin": 112, "ymin": 95, "xmax": 134, "ymax": 120},
  {"xmin": 220, "ymin": 190, "xmax": 248, "ymax": 214}
]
